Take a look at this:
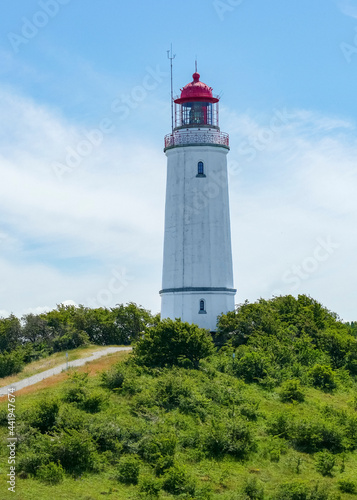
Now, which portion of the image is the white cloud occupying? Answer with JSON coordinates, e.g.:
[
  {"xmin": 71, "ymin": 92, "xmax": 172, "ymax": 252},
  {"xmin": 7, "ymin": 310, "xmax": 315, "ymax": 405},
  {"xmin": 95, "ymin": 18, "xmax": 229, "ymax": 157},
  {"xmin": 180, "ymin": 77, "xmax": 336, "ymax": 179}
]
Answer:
[
  {"xmin": 339, "ymin": 0, "xmax": 357, "ymax": 18},
  {"xmin": 224, "ymin": 107, "xmax": 357, "ymax": 321}
]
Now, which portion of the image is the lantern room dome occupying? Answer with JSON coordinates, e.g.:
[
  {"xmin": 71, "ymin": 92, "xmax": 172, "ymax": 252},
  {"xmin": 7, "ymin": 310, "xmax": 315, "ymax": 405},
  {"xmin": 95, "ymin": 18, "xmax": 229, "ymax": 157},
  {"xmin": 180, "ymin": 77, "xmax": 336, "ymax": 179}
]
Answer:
[{"xmin": 175, "ymin": 72, "xmax": 219, "ymax": 104}]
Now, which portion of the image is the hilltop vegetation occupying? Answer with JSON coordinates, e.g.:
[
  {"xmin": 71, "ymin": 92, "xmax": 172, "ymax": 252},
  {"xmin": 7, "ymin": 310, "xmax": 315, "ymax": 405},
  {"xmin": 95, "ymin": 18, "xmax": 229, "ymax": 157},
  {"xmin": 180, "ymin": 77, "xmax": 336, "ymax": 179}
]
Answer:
[
  {"xmin": 0, "ymin": 302, "xmax": 155, "ymax": 378},
  {"xmin": 1, "ymin": 294, "xmax": 357, "ymax": 499}
]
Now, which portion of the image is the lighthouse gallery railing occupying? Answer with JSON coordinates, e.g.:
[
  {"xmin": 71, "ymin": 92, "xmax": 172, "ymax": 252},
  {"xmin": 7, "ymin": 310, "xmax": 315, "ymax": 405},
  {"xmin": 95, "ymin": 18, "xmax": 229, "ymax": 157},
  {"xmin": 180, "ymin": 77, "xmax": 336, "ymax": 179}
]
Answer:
[{"xmin": 164, "ymin": 130, "xmax": 229, "ymax": 149}]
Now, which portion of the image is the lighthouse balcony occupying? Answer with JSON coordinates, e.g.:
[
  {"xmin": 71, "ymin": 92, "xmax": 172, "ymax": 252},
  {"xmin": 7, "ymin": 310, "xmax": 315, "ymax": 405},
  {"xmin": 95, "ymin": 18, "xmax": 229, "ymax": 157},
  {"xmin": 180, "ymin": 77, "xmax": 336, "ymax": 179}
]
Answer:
[{"xmin": 164, "ymin": 129, "xmax": 229, "ymax": 150}]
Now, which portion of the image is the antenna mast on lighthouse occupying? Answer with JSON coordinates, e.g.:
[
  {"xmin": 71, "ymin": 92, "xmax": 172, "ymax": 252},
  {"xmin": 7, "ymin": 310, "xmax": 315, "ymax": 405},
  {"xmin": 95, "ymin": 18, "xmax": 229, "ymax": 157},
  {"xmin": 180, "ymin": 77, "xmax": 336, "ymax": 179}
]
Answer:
[{"xmin": 167, "ymin": 44, "xmax": 176, "ymax": 133}]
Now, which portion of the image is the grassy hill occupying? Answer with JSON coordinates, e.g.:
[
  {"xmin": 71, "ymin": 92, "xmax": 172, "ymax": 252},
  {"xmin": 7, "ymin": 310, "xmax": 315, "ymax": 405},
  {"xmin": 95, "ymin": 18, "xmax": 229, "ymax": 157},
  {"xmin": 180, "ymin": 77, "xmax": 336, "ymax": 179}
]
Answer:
[{"xmin": 0, "ymin": 295, "xmax": 356, "ymax": 499}]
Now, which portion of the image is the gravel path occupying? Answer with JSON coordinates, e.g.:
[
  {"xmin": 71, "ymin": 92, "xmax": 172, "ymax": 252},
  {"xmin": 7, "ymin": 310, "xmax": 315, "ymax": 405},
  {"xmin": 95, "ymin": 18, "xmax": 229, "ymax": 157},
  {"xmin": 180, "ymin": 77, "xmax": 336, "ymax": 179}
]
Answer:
[{"xmin": 0, "ymin": 346, "xmax": 132, "ymax": 396}]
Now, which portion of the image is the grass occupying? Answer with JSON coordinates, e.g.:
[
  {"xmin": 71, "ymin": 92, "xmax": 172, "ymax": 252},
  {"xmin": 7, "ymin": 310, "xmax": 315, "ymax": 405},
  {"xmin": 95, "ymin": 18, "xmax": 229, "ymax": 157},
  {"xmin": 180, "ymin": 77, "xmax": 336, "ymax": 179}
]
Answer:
[{"xmin": 1, "ymin": 355, "xmax": 357, "ymax": 499}]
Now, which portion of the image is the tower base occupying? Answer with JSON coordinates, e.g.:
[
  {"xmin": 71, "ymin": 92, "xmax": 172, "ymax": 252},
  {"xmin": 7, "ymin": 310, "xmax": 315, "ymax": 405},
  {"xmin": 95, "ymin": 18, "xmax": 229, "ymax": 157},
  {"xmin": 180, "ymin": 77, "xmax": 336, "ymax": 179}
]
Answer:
[{"xmin": 160, "ymin": 288, "xmax": 236, "ymax": 332}]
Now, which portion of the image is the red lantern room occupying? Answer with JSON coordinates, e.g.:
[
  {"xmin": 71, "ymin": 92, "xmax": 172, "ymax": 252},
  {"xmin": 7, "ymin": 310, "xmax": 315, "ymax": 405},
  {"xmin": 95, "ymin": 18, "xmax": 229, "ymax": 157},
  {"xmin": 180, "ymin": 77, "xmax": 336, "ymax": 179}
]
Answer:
[{"xmin": 174, "ymin": 72, "xmax": 219, "ymax": 129}]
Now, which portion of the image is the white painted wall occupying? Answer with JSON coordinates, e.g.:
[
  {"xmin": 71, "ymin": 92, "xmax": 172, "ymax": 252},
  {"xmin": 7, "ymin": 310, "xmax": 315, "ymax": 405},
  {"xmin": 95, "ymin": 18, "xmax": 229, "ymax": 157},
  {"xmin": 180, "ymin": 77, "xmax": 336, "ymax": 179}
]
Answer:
[{"xmin": 160, "ymin": 131, "xmax": 236, "ymax": 331}]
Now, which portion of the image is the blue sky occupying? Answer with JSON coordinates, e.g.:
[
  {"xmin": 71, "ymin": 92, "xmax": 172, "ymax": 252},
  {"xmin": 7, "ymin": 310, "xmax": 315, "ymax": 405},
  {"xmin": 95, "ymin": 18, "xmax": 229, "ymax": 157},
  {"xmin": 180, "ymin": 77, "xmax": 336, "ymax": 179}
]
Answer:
[{"xmin": 0, "ymin": 0, "xmax": 356, "ymax": 321}]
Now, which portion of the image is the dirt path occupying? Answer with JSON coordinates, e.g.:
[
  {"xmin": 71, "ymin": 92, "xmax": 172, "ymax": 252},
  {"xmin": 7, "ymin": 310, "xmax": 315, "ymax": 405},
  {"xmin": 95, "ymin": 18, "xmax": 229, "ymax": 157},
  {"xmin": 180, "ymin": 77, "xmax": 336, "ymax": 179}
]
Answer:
[{"xmin": 0, "ymin": 346, "xmax": 132, "ymax": 396}]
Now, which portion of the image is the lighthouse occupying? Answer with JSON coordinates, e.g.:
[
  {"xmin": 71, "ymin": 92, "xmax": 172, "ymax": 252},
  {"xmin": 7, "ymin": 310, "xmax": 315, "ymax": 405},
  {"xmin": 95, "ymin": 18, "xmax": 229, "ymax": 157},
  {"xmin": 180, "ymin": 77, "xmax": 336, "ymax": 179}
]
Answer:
[{"xmin": 160, "ymin": 71, "xmax": 236, "ymax": 331}]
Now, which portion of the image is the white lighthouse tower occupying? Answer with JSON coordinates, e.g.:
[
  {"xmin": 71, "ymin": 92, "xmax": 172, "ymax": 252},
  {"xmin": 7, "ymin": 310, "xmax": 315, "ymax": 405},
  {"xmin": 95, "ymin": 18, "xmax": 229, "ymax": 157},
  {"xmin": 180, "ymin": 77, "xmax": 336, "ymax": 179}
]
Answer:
[{"xmin": 160, "ymin": 70, "xmax": 236, "ymax": 331}]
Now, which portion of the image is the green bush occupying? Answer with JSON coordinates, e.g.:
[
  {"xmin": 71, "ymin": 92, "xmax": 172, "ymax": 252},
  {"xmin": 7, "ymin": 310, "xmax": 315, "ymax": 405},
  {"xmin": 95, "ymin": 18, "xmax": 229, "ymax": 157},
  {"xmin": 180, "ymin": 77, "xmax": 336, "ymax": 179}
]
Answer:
[
  {"xmin": 162, "ymin": 465, "xmax": 196, "ymax": 496},
  {"xmin": 243, "ymin": 477, "xmax": 264, "ymax": 499},
  {"xmin": 116, "ymin": 455, "xmax": 140, "ymax": 485},
  {"xmin": 266, "ymin": 412, "xmax": 292, "ymax": 439},
  {"xmin": 338, "ymin": 479, "xmax": 356, "ymax": 494},
  {"xmin": 292, "ymin": 419, "xmax": 343, "ymax": 453},
  {"xmin": 63, "ymin": 371, "xmax": 88, "ymax": 404},
  {"xmin": 55, "ymin": 403, "xmax": 87, "ymax": 430},
  {"xmin": 239, "ymin": 401, "xmax": 260, "ymax": 421},
  {"xmin": 37, "ymin": 461, "xmax": 64, "ymax": 485},
  {"xmin": 279, "ymin": 379, "xmax": 305, "ymax": 403},
  {"xmin": 138, "ymin": 433, "xmax": 176, "ymax": 475},
  {"xmin": 275, "ymin": 481, "xmax": 310, "ymax": 500},
  {"xmin": 101, "ymin": 365, "xmax": 125, "ymax": 390},
  {"xmin": 53, "ymin": 328, "xmax": 90, "ymax": 352},
  {"xmin": 80, "ymin": 390, "xmax": 107, "ymax": 413},
  {"xmin": 52, "ymin": 429, "xmax": 97, "ymax": 474},
  {"xmin": 234, "ymin": 350, "xmax": 270, "ymax": 383},
  {"xmin": 27, "ymin": 397, "xmax": 59, "ymax": 433},
  {"xmin": 309, "ymin": 365, "xmax": 336, "ymax": 391},
  {"xmin": 134, "ymin": 318, "xmax": 215, "ymax": 368},
  {"xmin": 202, "ymin": 418, "xmax": 255, "ymax": 458},
  {"xmin": 139, "ymin": 475, "xmax": 162, "ymax": 498},
  {"xmin": 18, "ymin": 452, "xmax": 48, "ymax": 476},
  {"xmin": 315, "ymin": 450, "xmax": 335, "ymax": 476},
  {"xmin": 89, "ymin": 419, "xmax": 123, "ymax": 453},
  {"xmin": 0, "ymin": 350, "xmax": 24, "ymax": 377}
]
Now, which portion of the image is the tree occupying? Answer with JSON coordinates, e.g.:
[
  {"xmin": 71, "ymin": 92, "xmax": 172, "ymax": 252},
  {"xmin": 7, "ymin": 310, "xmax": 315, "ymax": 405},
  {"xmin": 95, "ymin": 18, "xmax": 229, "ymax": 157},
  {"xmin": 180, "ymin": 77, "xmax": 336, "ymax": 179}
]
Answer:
[
  {"xmin": 134, "ymin": 318, "xmax": 215, "ymax": 368},
  {"xmin": 0, "ymin": 315, "xmax": 21, "ymax": 353}
]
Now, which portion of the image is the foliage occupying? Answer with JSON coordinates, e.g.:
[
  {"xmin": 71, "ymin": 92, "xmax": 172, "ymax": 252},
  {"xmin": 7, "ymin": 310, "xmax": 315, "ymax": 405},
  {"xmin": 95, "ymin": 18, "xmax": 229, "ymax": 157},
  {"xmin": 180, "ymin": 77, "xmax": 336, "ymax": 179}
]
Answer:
[
  {"xmin": 338, "ymin": 479, "xmax": 356, "ymax": 493},
  {"xmin": 275, "ymin": 481, "xmax": 329, "ymax": 500},
  {"xmin": 162, "ymin": 464, "xmax": 196, "ymax": 496},
  {"xmin": 3, "ymin": 294, "xmax": 357, "ymax": 499},
  {"xmin": 309, "ymin": 364, "xmax": 336, "ymax": 391},
  {"xmin": 0, "ymin": 314, "xmax": 21, "ymax": 352},
  {"xmin": 139, "ymin": 475, "xmax": 162, "ymax": 499},
  {"xmin": 201, "ymin": 417, "xmax": 255, "ymax": 458},
  {"xmin": 101, "ymin": 364, "xmax": 125, "ymax": 390},
  {"xmin": 242, "ymin": 477, "xmax": 265, "ymax": 499},
  {"xmin": 0, "ymin": 349, "xmax": 24, "ymax": 377},
  {"xmin": 63, "ymin": 371, "xmax": 106, "ymax": 412},
  {"xmin": 36, "ymin": 461, "xmax": 64, "ymax": 485},
  {"xmin": 138, "ymin": 432, "xmax": 176, "ymax": 475},
  {"xmin": 134, "ymin": 318, "xmax": 215, "ymax": 368},
  {"xmin": 116, "ymin": 455, "xmax": 140, "ymax": 485},
  {"xmin": 26, "ymin": 397, "xmax": 60, "ymax": 433},
  {"xmin": 217, "ymin": 295, "xmax": 355, "ymax": 388},
  {"xmin": 314, "ymin": 450, "xmax": 336, "ymax": 476},
  {"xmin": 51, "ymin": 429, "xmax": 97, "ymax": 474},
  {"xmin": 279, "ymin": 379, "xmax": 305, "ymax": 403}
]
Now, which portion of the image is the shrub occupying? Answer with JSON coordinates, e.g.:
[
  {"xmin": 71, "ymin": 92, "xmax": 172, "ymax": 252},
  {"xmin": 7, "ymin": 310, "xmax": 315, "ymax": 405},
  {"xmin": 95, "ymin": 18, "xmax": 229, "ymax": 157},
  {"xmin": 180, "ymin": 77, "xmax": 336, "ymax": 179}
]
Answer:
[
  {"xmin": 134, "ymin": 318, "xmax": 215, "ymax": 368},
  {"xmin": 155, "ymin": 372, "xmax": 192, "ymax": 410},
  {"xmin": 202, "ymin": 418, "xmax": 255, "ymax": 459},
  {"xmin": 37, "ymin": 461, "xmax": 64, "ymax": 485},
  {"xmin": 80, "ymin": 390, "xmax": 107, "ymax": 413},
  {"xmin": 162, "ymin": 465, "xmax": 196, "ymax": 496},
  {"xmin": 89, "ymin": 420, "xmax": 123, "ymax": 453},
  {"xmin": 27, "ymin": 397, "xmax": 59, "ymax": 433},
  {"xmin": 63, "ymin": 371, "xmax": 88, "ymax": 404},
  {"xmin": 338, "ymin": 479, "xmax": 356, "ymax": 494},
  {"xmin": 292, "ymin": 419, "xmax": 343, "ymax": 453},
  {"xmin": 279, "ymin": 380, "xmax": 305, "ymax": 403},
  {"xmin": 18, "ymin": 452, "xmax": 48, "ymax": 475},
  {"xmin": 266, "ymin": 412, "xmax": 292, "ymax": 439},
  {"xmin": 275, "ymin": 481, "xmax": 310, "ymax": 500},
  {"xmin": 52, "ymin": 429, "xmax": 97, "ymax": 474},
  {"xmin": 116, "ymin": 455, "xmax": 140, "ymax": 485},
  {"xmin": 239, "ymin": 401, "xmax": 260, "ymax": 421},
  {"xmin": 309, "ymin": 365, "xmax": 336, "ymax": 391},
  {"xmin": 138, "ymin": 433, "xmax": 176, "ymax": 475},
  {"xmin": 101, "ymin": 365, "xmax": 125, "ymax": 390},
  {"xmin": 243, "ymin": 477, "xmax": 264, "ymax": 499},
  {"xmin": 315, "ymin": 450, "xmax": 335, "ymax": 476},
  {"xmin": 234, "ymin": 350, "xmax": 270, "ymax": 383},
  {"xmin": 55, "ymin": 403, "xmax": 87, "ymax": 430},
  {"xmin": 139, "ymin": 475, "xmax": 162, "ymax": 499},
  {"xmin": 0, "ymin": 350, "xmax": 24, "ymax": 377}
]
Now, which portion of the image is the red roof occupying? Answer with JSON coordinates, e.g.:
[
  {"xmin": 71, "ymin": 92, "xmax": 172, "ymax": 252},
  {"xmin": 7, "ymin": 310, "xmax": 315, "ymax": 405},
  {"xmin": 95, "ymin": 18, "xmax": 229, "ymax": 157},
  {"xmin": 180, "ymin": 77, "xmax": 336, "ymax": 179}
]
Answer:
[{"xmin": 174, "ymin": 72, "xmax": 219, "ymax": 104}]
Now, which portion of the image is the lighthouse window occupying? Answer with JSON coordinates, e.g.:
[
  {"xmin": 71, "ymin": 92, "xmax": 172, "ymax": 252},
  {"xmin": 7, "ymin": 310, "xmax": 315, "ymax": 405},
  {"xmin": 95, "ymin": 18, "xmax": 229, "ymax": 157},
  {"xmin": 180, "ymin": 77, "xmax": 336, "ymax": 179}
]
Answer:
[
  {"xmin": 196, "ymin": 161, "xmax": 205, "ymax": 177},
  {"xmin": 199, "ymin": 299, "xmax": 206, "ymax": 314}
]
